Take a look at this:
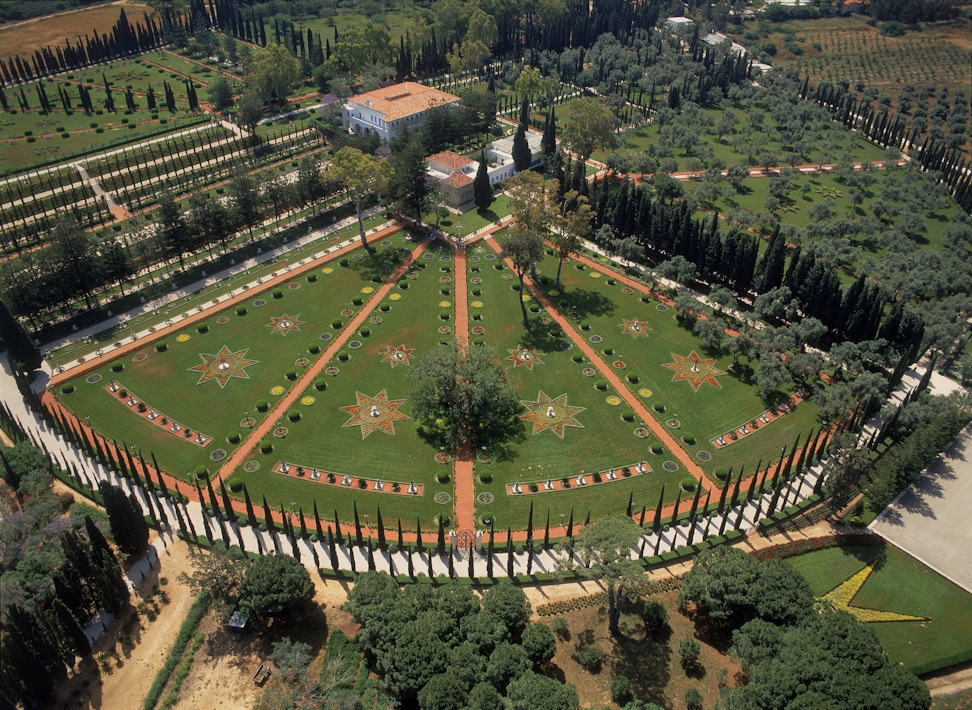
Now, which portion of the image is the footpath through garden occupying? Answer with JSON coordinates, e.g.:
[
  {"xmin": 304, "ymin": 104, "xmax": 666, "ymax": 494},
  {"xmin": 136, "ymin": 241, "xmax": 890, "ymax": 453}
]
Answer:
[
  {"xmin": 451, "ymin": 244, "xmax": 478, "ymax": 537},
  {"xmin": 217, "ymin": 227, "xmax": 425, "ymax": 480}
]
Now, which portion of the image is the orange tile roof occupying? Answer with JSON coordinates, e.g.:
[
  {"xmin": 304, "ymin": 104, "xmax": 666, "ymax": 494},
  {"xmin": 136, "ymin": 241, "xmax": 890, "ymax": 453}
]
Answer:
[
  {"xmin": 443, "ymin": 172, "xmax": 474, "ymax": 188},
  {"xmin": 428, "ymin": 150, "xmax": 474, "ymax": 170},
  {"xmin": 347, "ymin": 82, "xmax": 460, "ymax": 122}
]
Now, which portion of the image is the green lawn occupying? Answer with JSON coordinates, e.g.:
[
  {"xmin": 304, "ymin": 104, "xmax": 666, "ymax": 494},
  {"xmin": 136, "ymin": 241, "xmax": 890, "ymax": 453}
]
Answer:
[
  {"xmin": 552, "ymin": 255, "xmax": 821, "ymax": 475},
  {"xmin": 467, "ymin": 244, "xmax": 686, "ymax": 532},
  {"xmin": 788, "ymin": 545, "xmax": 972, "ymax": 674}
]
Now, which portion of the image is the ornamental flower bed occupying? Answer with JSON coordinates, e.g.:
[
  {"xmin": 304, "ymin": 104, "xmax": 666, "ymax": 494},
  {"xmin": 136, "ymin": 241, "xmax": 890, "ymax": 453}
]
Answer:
[
  {"xmin": 506, "ymin": 461, "xmax": 650, "ymax": 495},
  {"xmin": 710, "ymin": 390, "xmax": 808, "ymax": 449},
  {"xmin": 102, "ymin": 380, "xmax": 212, "ymax": 447},
  {"xmin": 271, "ymin": 460, "xmax": 423, "ymax": 495}
]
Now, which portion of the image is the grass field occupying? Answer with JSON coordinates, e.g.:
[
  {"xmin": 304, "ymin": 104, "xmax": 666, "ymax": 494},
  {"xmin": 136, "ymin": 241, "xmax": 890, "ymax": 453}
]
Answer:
[
  {"xmin": 787, "ymin": 544, "xmax": 972, "ymax": 674},
  {"xmin": 465, "ymin": 243, "xmax": 685, "ymax": 531}
]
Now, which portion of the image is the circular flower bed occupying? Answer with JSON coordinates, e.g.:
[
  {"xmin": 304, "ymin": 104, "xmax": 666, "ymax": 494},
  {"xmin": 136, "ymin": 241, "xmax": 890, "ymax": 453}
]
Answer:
[
  {"xmin": 361, "ymin": 286, "xmax": 374, "ymax": 294},
  {"xmin": 440, "ymin": 276, "xmax": 452, "ymax": 284},
  {"xmin": 471, "ymin": 300, "xmax": 484, "ymax": 308},
  {"xmin": 382, "ymin": 240, "xmax": 393, "ymax": 246},
  {"xmin": 320, "ymin": 333, "xmax": 333, "ymax": 341},
  {"xmin": 484, "ymin": 254, "xmax": 496, "ymax": 260},
  {"xmin": 370, "ymin": 316, "xmax": 383, "ymax": 324},
  {"xmin": 241, "ymin": 416, "xmax": 255, "ymax": 428},
  {"xmin": 589, "ymin": 335, "xmax": 602, "ymax": 344},
  {"xmin": 634, "ymin": 428, "xmax": 649, "ymax": 438},
  {"xmin": 622, "ymin": 286, "xmax": 634, "ymax": 294},
  {"xmin": 435, "ymin": 452, "xmax": 452, "ymax": 464},
  {"xmin": 210, "ymin": 448, "xmax": 227, "ymax": 461},
  {"xmin": 423, "ymin": 253, "xmax": 435, "ymax": 259},
  {"xmin": 176, "ymin": 334, "xmax": 191, "ymax": 342},
  {"xmin": 470, "ymin": 277, "xmax": 483, "ymax": 284},
  {"xmin": 472, "ymin": 326, "xmax": 486, "ymax": 336},
  {"xmin": 502, "ymin": 273, "xmax": 514, "ymax": 280},
  {"xmin": 663, "ymin": 461, "xmax": 679, "ymax": 472},
  {"xmin": 322, "ymin": 267, "xmax": 334, "ymax": 275},
  {"xmin": 434, "ymin": 492, "xmax": 452, "ymax": 505},
  {"xmin": 341, "ymin": 309, "xmax": 354, "ymax": 317},
  {"xmin": 438, "ymin": 300, "xmax": 451, "ymax": 308},
  {"xmin": 289, "ymin": 282, "xmax": 302, "ymax": 290},
  {"xmin": 348, "ymin": 340, "xmax": 362, "ymax": 349},
  {"xmin": 582, "ymin": 367, "xmax": 596, "ymax": 377},
  {"xmin": 560, "ymin": 342, "xmax": 573, "ymax": 350},
  {"xmin": 273, "ymin": 427, "xmax": 289, "ymax": 438},
  {"xmin": 477, "ymin": 451, "xmax": 492, "ymax": 463},
  {"xmin": 253, "ymin": 299, "xmax": 267, "ymax": 307},
  {"xmin": 438, "ymin": 326, "xmax": 451, "ymax": 334},
  {"xmin": 696, "ymin": 450, "xmax": 712, "ymax": 462},
  {"xmin": 477, "ymin": 492, "xmax": 494, "ymax": 505},
  {"xmin": 325, "ymin": 367, "xmax": 340, "ymax": 376},
  {"xmin": 217, "ymin": 316, "xmax": 230, "ymax": 324},
  {"xmin": 440, "ymin": 256, "xmax": 450, "ymax": 262},
  {"xmin": 389, "ymin": 293, "xmax": 402, "ymax": 301},
  {"xmin": 656, "ymin": 304, "xmax": 669, "ymax": 312},
  {"xmin": 613, "ymin": 360, "xmax": 626, "ymax": 369},
  {"xmin": 589, "ymin": 271, "xmax": 601, "ymax": 278},
  {"xmin": 132, "ymin": 353, "xmax": 148, "ymax": 363},
  {"xmin": 86, "ymin": 374, "xmax": 102, "ymax": 384},
  {"xmin": 666, "ymin": 418, "xmax": 681, "ymax": 429},
  {"xmin": 301, "ymin": 396, "xmax": 316, "ymax": 406},
  {"xmin": 243, "ymin": 460, "xmax": 260, "ymax": 473},
  {"xmin": 295, "ymin": 358, "xmax": 310, "ymax": 367},
  {"xmin": 270, "ymin": 385, "xmax": 285, "ymax": 395},
  {"xmin": 605, "ymin": 396, "xmax": 621, "ymax": 406}
]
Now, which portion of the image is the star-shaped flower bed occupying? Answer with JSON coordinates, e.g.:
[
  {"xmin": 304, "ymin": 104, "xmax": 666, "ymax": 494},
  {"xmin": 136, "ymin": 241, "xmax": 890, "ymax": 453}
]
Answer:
[
  {"xmin": 520, "ymin": 391, "xmax": 585, "ymax": 438},
  {"xmin": 267, "ymin": 313, "xmax": 305, "ymax": 337},
  {"xmin": 821, "ymin": 562, "xmax": 928, "ymax": 623},
  {"xmin": 341, "ymin": 390, "xmax": 410, "ymax": 439},
  {"xmin": 662, "ymin": 351, "xmax": 726, "ymax": 392},
  {"xmin": 506, "ymin": 346, "xmax": 545, "ymax": 370},
  {"xmin": 381, "ymin": 344, "xmax": 415, "ymax": 368},
  {"xmin": 620, "ymin": 317, "xmax": 651, "ymax": 339},
  {"xmin": 187, "ymin": 346, "xmax": 259, "ymax": 388}
]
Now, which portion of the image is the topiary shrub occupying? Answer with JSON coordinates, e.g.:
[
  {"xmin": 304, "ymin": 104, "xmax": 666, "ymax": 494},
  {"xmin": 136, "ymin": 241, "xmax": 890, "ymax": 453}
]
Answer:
[
  {"xmin": 650, "ymin": 442, "xmax": 663, "ymax": 454},
  {"xmin": 337, "ymin": 350, "xmax": 350, "ymax": 361},
  {"xmin": 359, "ymin": 328, "xmax": 371, "ymax": 337},
  {"xmin": 314, "ymin": 379, "xmax": 327, "ymax": 391},
  {"xmin": 110, "ymin": 362, "xmax": 124, "ymax": 373},
  {"xmin": 155, "ymin": 342, "xmax": 168, "ymax": 352},
  {"xmin": 622, "ymin": 410, "xmax": 635, "ymax": 422},
  {"xmin": 682, "ymin": 432, "xmax": 696, "ymax": 445},
  {"xmin": 580, "ymin": 321, "xmax": 590, "ymax": 330},
  {"xmin": 331, "ymin": 318, "xmax": 343, "ymax": 328},
  {"xmin": 196, "ymin": 322, "xmax": 209, "ymax": 333},
  {"xmin": 479, "ymin": 471, "xmax": 492, "ymax": 484},
  {"xmin": 227, "ymin": 478, "xmax": 243, "ymax": 492},
  {"xmin": 552, "ymin": 617, "xmax": 570, "ymax": 640},
  {"xmin": 308, "ymin": 344, "xmax": 321, "ymax": 354},
  {"xmin": 595, "ymin": 380, "xmax": 608, "ymax": 391},
  {"xmin": 227, "ymin": 431, "xmax": 241, "ymax": 444},
  {"xmin": 61, "ymin": 385, "xmax": 75, "ymax": 395},
  {"xmin": 380, "ymin": 302, "xmax": 391, "ymax": 312},
  {"xmin": 653, "ymin": 404, "xmax": 666, "ymax": 413},
  {"xmin": 193, "ymin": 465, "xmax": 209, "ymax": 480},
  {"xmin": 398, "ymin": 281, "xmax": 409, "ymax": 290},
  {"xmin": 352, "ymin": 296, "xmax": 363, "ymax": 306},
  {"xmin": 436, "ymin": 471, "xmax": 450, "ymax": 484},
  {"xmin": 714, "ymin": 466, "xmax": 729, "ymax": 482},
  {"xmin": 626, "ymin": 373, "xmax": 640, "ymax": 384},
  {"xmin": 272, "ymin": 288, "xmax": 284, "ymax": 299},
  {"xmin": 339, "ymin": 258, "xmax": 350, "ymax": 267},
  {"xmin": 288, "ymin": 409, "xmax": 301, "ymax": 422},
  {"xmin": 236, "ymin": 306, "xmax": 247, "ymax": 316},
  {"xmin": 572, "ymin": 353, "xmax": 585, "ymax": 363},
  {"xmin": 260, "ymin": 440, "xmax": 273, "ymax": 454},
  {"xmin": 285, "ymin": 369, "xmax": 297, "ymax": 380},
  {"xmin": 306, "ymin": 274, "xmax": 318, "ymax": 283},
  {"xmin": 255, "ymin": 399, "xmax": 270, "ymax": 412},
  {"xmin": 680, "ymin": 477, "xmax": 697, "ymax": 493}
]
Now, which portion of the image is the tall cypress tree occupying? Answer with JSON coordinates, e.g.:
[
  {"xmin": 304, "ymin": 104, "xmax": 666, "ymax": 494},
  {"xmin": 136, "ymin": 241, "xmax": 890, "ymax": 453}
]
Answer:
[
  {"xmin": 512, "ymin": 122, "xmax": 532, "ymax": 171},
  {"xmin": 473, "ymin": 149, "xmax": 492, "ymax": 211}
]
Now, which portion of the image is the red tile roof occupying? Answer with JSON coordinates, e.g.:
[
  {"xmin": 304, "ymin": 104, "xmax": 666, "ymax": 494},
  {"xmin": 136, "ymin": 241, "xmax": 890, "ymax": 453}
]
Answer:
[{"xmin": 347, "ymin": 82, "xmax": 460, "ymax": 122}]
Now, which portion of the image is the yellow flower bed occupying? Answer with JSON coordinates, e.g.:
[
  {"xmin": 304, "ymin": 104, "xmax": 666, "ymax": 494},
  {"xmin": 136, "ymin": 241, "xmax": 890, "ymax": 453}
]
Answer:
[{"xmin": 820, "ymin": 563, "xmax": 927, "ymax": 623}]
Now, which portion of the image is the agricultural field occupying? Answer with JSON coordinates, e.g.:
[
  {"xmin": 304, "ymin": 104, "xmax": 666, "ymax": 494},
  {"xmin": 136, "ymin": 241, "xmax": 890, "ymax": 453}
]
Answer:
[
  {"xmin": 787, "ymin": 544, "xmax": 972, "ymax": 674},
  {"xmin": 0, "ymin": 1, "xmax": 155, "ymax": 61}
]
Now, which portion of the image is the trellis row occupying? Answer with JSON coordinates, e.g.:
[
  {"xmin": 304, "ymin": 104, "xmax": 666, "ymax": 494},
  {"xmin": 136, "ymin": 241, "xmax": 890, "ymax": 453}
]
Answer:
[
  {"xmin": 102, "ymin": 380, "xmax": 212, "ymax": 447},
  {"xmin": 272, "ymin": 460, "xmax": 424, "ymax": 496},
  {"xmin": 505, "ymin": 461, "xmax": 651, "ymax": 496}
]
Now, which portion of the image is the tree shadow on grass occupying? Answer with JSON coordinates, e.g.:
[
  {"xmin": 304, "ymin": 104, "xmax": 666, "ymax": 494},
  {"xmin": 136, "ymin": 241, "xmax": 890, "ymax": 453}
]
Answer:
[
  {"xmin": 558, "ymin": 288, "xmax": 616, "ymax": 319},
  {"xmin": 611, "ymin": 633, "xmax": 673, "ymax": 708}
]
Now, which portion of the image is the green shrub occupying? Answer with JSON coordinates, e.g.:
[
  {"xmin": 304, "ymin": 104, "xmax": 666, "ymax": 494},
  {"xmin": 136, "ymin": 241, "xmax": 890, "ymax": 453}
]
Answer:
[
  {"xmin": 260, "ymin": 440, "xmax": 273, "ymax": 454},
  {"xmin": 331, "ymin": 318, "xmax": 343, "ymax": 328},
  {"xmin": 572, "ymin": 354, "xmax": 585, "ymax": 363},
  {"xmin": 110, "ymin": 362, "xmax": 124, "ymax": 373},
  {"xmin": 196, "ymin": 323, "xmax": 209, "ymax": 333},
  {"xmin": 288, "ymin": 409, "xmax": 301, "ymax": 422},
  {"xmin": 272, "ymin": 288, "xmax": 284, "ymax": 299},
  {"xmin": 611, "ymin": 676, "xmax": 632, "ymax": 705},
  {"xmin": 578, "ymin": 646, "xmax": 602, "ymax": 672},
  {"xmin": 227, "ymin": 478, "xmax": 243, "ymax": 492},
  {"xmin": 314, "ymin": 379, "xmax": 327, "ymax": 391},
  {"xmin": 626, "ymin": 373, "xmax": 640, "ymax": 384},
  {"xmin": 352, "ymin": 296, "xmax": 363, "ymax": 306},
  {"xmin": 339, "ymin": 258, "xmax": 350, "ymax": 267},
  {"xmin": 680, "ymin": 477, "xmax": 697, "ymax": 492},
  {"xmin": 285, "ymin": 369, "xmax": 297, "ymax": 380},
  {"xmin": 308, "ymin": 344, "xmax": 321, "ymax": 354},
  {"xmin": 236, "ymin": 306, "xmax": 247, "ymax": 316},
  {"xmin": 679, "ymin": 636, "xmax": 701, "ymax": 670},
  {"xmin": 595, "ymin": 380, "xmax": 608, "ymax": 391},
  {"xmin": 682, "ymin": 433, "xmax": 696, "ymax": 445},
  {"xmin": 255, "ymin": 399, "xmax": 269, "ymax": 412},
  {"xmin": 227, "ymin": 431, "xmax": 241, "ymax": 444},
  {"xmin": 714, "ymin": 466, "xmax": 729, "ymax": 481},
  {"xmin": 552, "ymin": 617, "xmax": 569, "ymax": 640},
  {"xmin": 61, "ymin": 385, "xmax": 75, "ymax": 395},
  {"xmin": 359, "ymin": 328, "xmax": 371, "ymax": 337},
  {"xmin": 337, "ymin": 350, "xmax": 350, "ymax": 361},
  {"xmin": 193, "ymin": 465, "xmax": 209, "ymax": 479},
  {"xmin": 621, "ymin": 410, "xmax": 635, "ymax": 422},
  {"xmin": 650, "ymin": 442, "xmax": 663, "ymax": 454}
]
